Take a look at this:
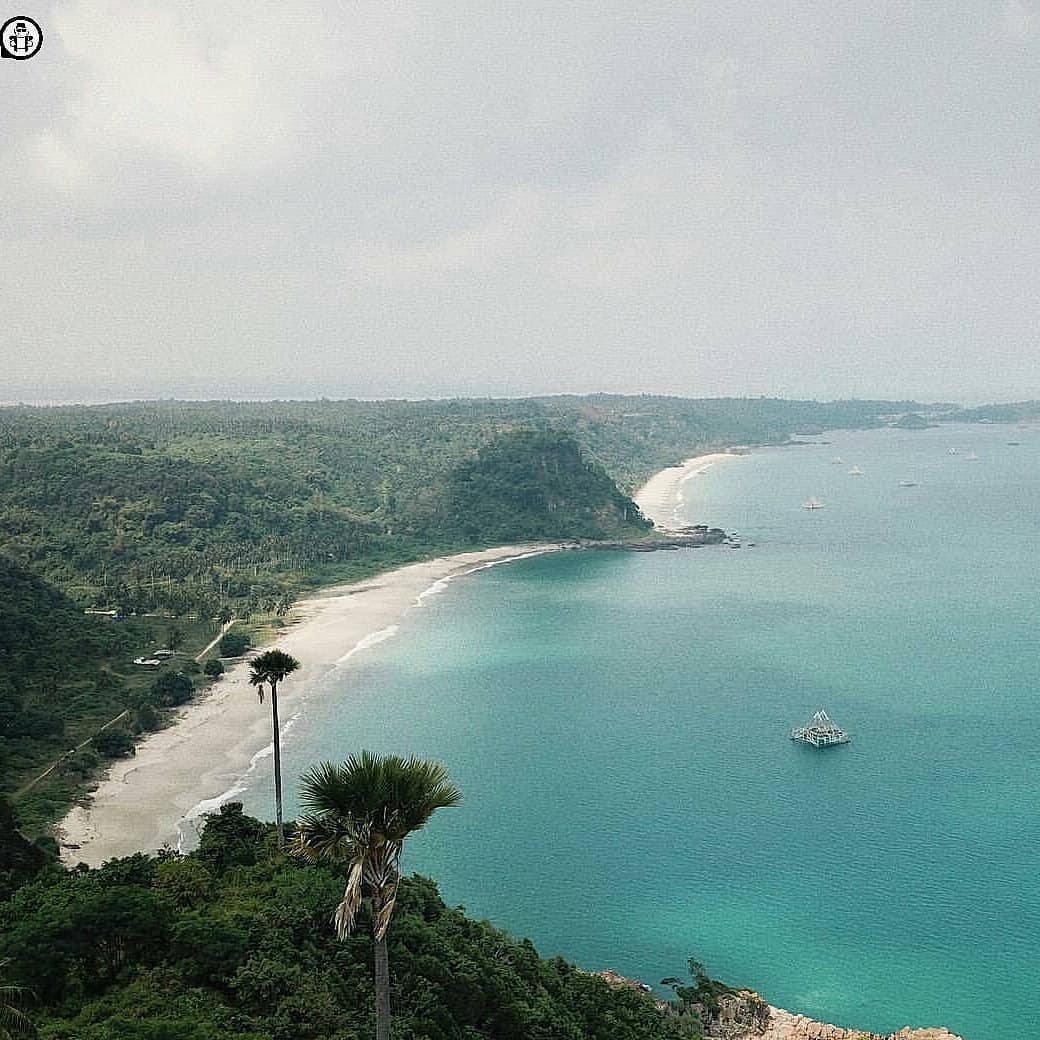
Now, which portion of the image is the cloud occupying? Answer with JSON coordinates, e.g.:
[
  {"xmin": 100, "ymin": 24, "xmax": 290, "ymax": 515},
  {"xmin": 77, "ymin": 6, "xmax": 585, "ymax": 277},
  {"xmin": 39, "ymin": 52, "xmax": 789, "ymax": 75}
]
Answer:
[
  {"xmin": 3, "ymin": 2, "xmax": 1040, "ymax": 403},
  {"xmin": 1002, "ymin": 0, "xmax": 1039, "ymax": 40},
  {"xmin": 33, "ymin": 0, "xmax": 338, "ymax": 189}
]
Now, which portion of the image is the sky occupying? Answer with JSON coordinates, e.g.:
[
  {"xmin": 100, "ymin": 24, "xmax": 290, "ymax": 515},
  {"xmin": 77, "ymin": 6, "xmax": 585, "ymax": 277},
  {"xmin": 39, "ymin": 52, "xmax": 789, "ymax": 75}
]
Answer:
[{"xmin": 2, "ymin": 1, "xmax": 1039, "ymax": 404}]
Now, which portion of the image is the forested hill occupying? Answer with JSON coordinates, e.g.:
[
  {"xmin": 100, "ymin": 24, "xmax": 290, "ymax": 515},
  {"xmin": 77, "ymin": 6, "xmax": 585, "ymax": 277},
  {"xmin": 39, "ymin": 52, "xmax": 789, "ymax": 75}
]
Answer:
[
  {"xmin": 0, "ymin": 405, "xmax": 657, "ymax": 620},
  {"xmin": 0, "ymin": 557, "xmax": 127, "ymax": 774},
  {"xmin": 447, "ymin": 431, "xmax": 646, "ymax": 541},
  {"xmin": 0, "ymin": 804, "xmax": 710, "ymax": 1040},
  {"xmin": 0, "ymin": 556, "xmax": 142, "ymax": 833},
  {"xmin": 0, "ymin": 395, "xmax": 942, "ymax": 622}
]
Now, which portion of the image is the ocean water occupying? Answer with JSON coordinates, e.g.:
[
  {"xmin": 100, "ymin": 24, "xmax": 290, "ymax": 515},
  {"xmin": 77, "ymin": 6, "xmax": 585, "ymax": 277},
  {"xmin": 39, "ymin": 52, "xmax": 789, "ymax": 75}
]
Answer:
[{"xmin": 242, "ymin": 423, "xmax": 1040, "ymax": 1040}]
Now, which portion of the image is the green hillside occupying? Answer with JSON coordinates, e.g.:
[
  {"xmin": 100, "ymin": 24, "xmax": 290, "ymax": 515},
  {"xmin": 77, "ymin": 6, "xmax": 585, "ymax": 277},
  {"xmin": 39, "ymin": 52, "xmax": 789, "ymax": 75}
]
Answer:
[
  {"xmin": 0, "ymin": 394, "xmax": 967, "ymax": 831},
  {"xmin": 1, "ymin": 805, "xmax": 708, "ymax": 1040},
  {"xmin": 0, "ymin": 395, "xmax": 940, "ymax": 621}
]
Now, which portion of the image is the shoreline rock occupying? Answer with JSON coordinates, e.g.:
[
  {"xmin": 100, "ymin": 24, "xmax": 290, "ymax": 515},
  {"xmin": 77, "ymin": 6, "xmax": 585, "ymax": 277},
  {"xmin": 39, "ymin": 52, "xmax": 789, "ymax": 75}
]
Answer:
[
  {"xmin": 754, "ymin": 1004, "xmax": 963, "ymax": 1040},
  {"xmin": 584, "ymin": 525, "xmax": 729, "ymax": 551},
  {"xmin": 590, "ymin": 973, "xmax": 963, "ymax": 1040}
]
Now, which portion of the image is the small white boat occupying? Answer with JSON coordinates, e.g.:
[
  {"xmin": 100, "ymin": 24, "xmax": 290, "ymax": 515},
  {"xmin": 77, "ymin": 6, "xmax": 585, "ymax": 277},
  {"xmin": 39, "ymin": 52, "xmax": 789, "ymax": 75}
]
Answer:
[
  {"xmin": 831, "ymin": 457, "xmax": 844, "ymax": 465},
  {"xmin": 848, "ymin": 466, "xmax": 863, "ymax": 476},
  {"xmin": 898, "ymin": 480, "xmax": 918, "ymax": 487},
  {"xmin": 802, "ymin": 497, "xmax": 824, "ymax": 510},
  {"xmin": 966, "ymin": 451, "xmax": 979, "ymax": 461},
  {"xmin": 948, "ymin": 448, "xmax": 958, "ymax": 455}
]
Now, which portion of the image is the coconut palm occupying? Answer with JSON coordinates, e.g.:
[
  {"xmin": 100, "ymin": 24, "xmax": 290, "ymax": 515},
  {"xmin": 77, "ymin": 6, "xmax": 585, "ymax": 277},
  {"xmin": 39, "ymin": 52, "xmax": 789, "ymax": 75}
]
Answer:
[
  {"xmin": 293, "ymin": 752, "xmax": 462, "ymax": 1040},
  {"xmin": 247, "ymin": 649, "xmax": 300, "ymax": 847},
  {"xmin": 0, "ymin": 960, "xmax": 35, "ymax": 1039}
]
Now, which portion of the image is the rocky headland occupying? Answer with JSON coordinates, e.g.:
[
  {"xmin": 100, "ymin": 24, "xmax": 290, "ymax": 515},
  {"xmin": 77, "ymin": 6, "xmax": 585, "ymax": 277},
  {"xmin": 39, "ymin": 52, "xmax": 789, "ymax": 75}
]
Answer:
[{"xmin": 592, "ymin": 973, "xmax": 964, "ymax": 1040}]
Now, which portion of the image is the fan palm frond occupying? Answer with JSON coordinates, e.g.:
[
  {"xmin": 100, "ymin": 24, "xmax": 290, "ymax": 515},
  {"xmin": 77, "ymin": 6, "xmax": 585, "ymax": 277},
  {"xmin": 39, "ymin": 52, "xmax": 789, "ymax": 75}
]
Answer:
[
  {"xmin": 248, "ymin": 650, "xmax": 300, "ymax": 702},
  {"xmin": 0, "ymin": 960, "xmax": 36, "ymax": 1039},
  {"xmin": 332, "ymin": 857, "xmax": 366, "ymax": 939}
]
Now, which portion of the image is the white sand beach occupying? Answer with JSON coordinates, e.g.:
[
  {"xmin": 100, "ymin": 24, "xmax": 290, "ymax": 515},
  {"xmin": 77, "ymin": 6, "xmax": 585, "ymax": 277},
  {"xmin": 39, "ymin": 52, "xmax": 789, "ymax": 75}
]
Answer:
[
  {"xmin": 634, "ymin": 451, "xmax": 743, "ymax": 530},
  {"xmin": 60, "ymin": 453, "xmax": 743, "ymax": 868},
  {"xmin": 59, "ymin": 544, "xmax": 562, "ymax": 867}
]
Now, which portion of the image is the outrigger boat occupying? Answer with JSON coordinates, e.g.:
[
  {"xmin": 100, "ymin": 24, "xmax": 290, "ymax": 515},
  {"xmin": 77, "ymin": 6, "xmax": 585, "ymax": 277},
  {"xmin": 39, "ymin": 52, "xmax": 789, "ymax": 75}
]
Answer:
[{"xmin": 791, "ymin": 710, "xmax": 850, "ymax": 748}]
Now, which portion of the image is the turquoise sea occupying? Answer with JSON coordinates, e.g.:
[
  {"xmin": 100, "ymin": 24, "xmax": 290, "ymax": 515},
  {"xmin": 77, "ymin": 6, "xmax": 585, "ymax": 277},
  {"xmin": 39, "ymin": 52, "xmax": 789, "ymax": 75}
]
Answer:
[{"xmin": 243, "ymin": 423, "xmax": 1040, "ymax": 1040}]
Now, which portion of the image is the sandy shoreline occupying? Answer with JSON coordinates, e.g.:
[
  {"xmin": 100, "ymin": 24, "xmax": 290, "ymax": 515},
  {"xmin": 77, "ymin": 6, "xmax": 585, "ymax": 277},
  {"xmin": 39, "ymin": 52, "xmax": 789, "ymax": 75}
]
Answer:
[
  {"xmin": 59, "ymin": 544, "xmax": 564, "ymax": 866},
  {"xmin": 60, "ymin": 454, "xmax": 743, "ymax": 868},
  {"xmin": 633, "ymin": 451, "xmax": 743, "ymax": 530}
]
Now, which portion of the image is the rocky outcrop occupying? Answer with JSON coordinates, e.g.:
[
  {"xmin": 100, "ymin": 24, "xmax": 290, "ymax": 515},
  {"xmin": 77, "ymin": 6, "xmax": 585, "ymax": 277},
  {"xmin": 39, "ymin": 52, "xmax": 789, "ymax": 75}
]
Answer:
[
  {"xmin": 704, "ymin": 990, "xmax": 771, "ymax": 1037},
  {"xmin": 707, "ymin": 998, "xmax": 964, "ymax": 1040},
  {"xmin": 588, "ymin": 971, "xmax": 964, "ymax": 1040},
  {"xmin": 583, "ymin": 526, "xmax": 728, "ymax": 551},
  {"xmin": 591, "ymin": 969, "xmax": 653, "ymax": 994}
]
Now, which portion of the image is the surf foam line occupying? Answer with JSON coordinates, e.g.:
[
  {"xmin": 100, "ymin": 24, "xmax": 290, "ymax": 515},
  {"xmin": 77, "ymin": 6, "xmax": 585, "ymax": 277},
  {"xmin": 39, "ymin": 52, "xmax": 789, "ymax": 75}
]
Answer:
[
  {"xmin": 176, "ymin": 739, "xmax": 275, "ymax": 852},
  {"xmin": 416, "ymin": 546, "xmax": 564, "ymax": 605},
  {"xmin": 176, "ymin": 545, "xmax": 565, "ymax": 848}
]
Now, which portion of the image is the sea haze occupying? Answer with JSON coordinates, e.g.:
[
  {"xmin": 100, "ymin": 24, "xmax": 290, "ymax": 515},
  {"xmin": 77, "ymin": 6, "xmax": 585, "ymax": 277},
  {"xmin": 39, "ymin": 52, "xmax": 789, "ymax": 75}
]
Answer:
[{"xmin": 245, "ymin": 422, "xmax": 1040, "ymax": 1040}]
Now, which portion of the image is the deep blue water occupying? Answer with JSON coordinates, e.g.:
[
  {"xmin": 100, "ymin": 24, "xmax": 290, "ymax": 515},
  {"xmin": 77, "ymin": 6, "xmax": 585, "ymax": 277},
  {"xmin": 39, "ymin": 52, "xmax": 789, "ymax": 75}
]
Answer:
[{"xmin": 244, "ymin": 423, "xmax": 1040, "ymax": 1039}]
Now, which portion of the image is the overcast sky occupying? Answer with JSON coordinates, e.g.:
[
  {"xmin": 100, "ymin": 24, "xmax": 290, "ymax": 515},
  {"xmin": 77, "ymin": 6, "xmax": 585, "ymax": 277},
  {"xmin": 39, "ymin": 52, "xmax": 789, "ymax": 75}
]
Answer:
[{"xmin": 3, "ymin": 2, "xmax": 1039, "ymax": 404}]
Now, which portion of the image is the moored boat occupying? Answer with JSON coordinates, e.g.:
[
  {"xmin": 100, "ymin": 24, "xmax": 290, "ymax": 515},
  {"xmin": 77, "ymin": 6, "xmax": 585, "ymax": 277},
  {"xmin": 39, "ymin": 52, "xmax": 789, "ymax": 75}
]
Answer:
[{"xmin": 791, "ymin": 710, "xmax": 850, "ymax": 748}]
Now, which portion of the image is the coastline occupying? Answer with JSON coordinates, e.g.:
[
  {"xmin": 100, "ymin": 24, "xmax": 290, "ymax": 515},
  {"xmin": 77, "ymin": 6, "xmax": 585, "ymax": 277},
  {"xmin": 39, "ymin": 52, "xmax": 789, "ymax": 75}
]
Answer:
[
  {"xmin": 58, "ymin": 454, "xmax": 737, "ymax": 869},
  {"xmin": 633, "ymin": 451, "xmax": 743, "ymax": 529},
  {"xmin": 58, "ymin": 543, "xmax": 565, "ymax": 867},
  {"xmin": 52, "ymin": 452, "xmax": 967, "ymax": 1040}
]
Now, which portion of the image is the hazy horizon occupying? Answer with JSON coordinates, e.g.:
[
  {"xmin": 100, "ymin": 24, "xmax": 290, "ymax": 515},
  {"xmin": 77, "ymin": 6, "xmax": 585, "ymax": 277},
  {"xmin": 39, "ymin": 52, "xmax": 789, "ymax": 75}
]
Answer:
[
  {"xmin": 0, "ymin": 388, "xmax": 1021, "ymax": 410},
  {"xmin": 5, "ymin": 3, "xmax": 1040, "ymax": 404}
]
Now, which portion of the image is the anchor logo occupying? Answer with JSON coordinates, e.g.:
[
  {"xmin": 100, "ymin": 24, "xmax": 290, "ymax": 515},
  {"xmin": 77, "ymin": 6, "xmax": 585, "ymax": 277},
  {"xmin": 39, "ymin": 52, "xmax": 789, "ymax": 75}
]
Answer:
[{"xmin": 1, "ymin": 15, "xmax": 43, "ymax": 60}]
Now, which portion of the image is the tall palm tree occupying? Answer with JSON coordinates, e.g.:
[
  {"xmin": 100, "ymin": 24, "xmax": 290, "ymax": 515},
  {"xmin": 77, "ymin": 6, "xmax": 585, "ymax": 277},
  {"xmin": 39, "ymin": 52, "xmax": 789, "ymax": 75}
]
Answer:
[
  {"xmin": 248, "ymin": 649, "xmax": 300, "ymax": 847},
  {"xmin": 293, "ymin": 752, "xmax": 462, "ymax": 1040},
  {"xmin": 0, "ymin": 960, "xmax": 35, "ymax": 1039}
]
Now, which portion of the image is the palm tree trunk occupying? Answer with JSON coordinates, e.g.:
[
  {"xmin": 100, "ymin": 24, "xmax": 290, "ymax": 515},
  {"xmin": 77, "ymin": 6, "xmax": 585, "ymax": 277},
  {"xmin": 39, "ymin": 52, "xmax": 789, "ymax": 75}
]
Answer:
[
  {"xmin": 270, "ymin": 683, "xmax": 284, "ymax": 847},
  {"xmin": 372, "ymin": 896, "xmax": 391, "ymax": 1040}
]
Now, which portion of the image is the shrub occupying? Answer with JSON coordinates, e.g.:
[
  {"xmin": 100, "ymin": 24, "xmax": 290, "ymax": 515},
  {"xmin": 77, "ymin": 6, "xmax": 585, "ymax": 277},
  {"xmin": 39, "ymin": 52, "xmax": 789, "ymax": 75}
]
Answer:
[
  {"xmin": 92, "ymin": 727, "xmax": 136, "ymax": 758},
  {"xmin": 151, "ymin": 672, "xmax": 194, "ymax": 708},
  {"xmin": 217, "ymin": 632, "xmax": 250, "ymax": 657},
  {"xmin": 203, "ymin": 659, "xmax": 225, "ymax": 678}
]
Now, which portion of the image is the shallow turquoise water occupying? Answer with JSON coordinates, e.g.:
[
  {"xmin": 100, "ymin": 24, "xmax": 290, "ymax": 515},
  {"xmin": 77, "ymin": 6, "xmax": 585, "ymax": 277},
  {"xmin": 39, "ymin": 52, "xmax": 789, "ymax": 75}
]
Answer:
[{"xmin": 245, "ymin": 423, "xmax": 1040, "ymax": 1039}]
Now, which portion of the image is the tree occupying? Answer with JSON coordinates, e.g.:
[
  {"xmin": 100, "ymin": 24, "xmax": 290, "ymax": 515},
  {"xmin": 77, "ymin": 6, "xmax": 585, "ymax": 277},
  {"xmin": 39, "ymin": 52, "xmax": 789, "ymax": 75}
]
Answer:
[
  {"xmin": 216, "ymin": 606, "xmax": 233, "ymax": 626},
  {"xmin": 203, "ymin": 658, "xmax": 224, "ymax": 678},
  {"xmin": 151, "ymin": 672, "xmax": 193, "ymax": 708},
  {"xmin": 166, "ymin": 627, "xmax": 184, "ymax": 652},
  {"xmin": 247, "ymin": 650, "xmax": 300, "ymax": 847},
  {"xmin": 218, "ymin": 632, "xmax": 250, "ymax": 657},
  {"xmin": 293, "ymin": 752, "xmax": 462, "ymax": 1040}
]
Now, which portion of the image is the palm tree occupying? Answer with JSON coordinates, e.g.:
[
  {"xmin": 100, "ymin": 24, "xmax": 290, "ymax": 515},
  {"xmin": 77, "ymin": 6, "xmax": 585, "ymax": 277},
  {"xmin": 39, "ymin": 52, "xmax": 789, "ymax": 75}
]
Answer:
[
  {"xmin": 0, "ymin": 960, "xmax": 35, "ymax": 1039},
  {"xmin": 293, "ymin": 752, "xmax": 462, "ymax": 1040},
  {"xmin": 248, "ymin": 649, "xmax": 300, "ymax": 847}
]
